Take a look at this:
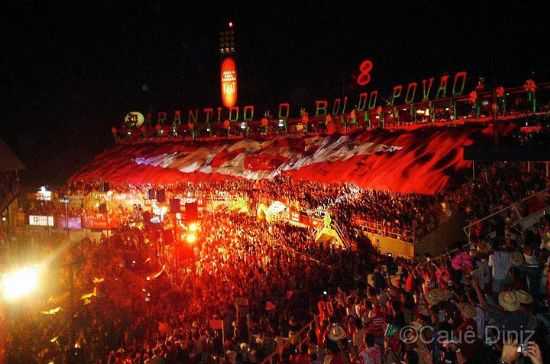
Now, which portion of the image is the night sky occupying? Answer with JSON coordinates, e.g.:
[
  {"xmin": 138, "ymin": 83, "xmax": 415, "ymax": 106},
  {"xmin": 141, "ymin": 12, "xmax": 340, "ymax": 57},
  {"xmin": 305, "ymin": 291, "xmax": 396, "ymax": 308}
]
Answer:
[{"xmin": 3, "ymin": 1, "xmax": 548, "ymax": 187}]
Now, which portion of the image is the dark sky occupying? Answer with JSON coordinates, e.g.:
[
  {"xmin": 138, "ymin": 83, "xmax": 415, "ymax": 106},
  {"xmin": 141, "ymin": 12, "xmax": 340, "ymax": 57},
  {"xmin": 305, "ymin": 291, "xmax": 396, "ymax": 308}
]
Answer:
[{"xmin": 3, "ymin": 0, "xmax": 548, "ymax": 187}]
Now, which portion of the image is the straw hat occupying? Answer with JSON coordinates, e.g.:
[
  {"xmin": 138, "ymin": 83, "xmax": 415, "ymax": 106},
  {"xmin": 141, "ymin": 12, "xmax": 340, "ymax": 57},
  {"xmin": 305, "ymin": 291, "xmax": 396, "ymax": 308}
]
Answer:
[
  {"xmin": 239, "ymin": 342, "xmax": 249, "ymax": 352},
  {"xmin": 457, "ymin": 303, "xmax": 477, "ymax": 319},
  {"xmin": 367, "ymin": 274, "xmax": 375, "ymax": 287},
  {"xmin": 511, "ymin": 252, "xmax": 525, "ymax": 266},
  {"xmin": 515, "ymin": 289, "xmax": 533, "ymax": 305},
  {"xmin": 498, "ymin": 291, "xmax": 520, "ymax": 312},
  {"xmin": 427, "ymin": 288, "xmax": 451, "ymax": 306},
  {"xmin": 327, "ymin": 323, "xmax": 347, "ymax": 341}
]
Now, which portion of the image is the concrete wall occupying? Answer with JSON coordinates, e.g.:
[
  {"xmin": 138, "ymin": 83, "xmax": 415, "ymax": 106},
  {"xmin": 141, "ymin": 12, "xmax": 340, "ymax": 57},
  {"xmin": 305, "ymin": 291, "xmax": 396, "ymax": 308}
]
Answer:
[
  {"xmin": 363, "ymin": 231, "xmax": 415, "ymax": 258},
  {"xmin": 415, "ymin": 212, "xmax": 467, "ymax": 257},
  {"xmin": 359, "ymin": 212, "xmax": 466, "ymax": 259}
]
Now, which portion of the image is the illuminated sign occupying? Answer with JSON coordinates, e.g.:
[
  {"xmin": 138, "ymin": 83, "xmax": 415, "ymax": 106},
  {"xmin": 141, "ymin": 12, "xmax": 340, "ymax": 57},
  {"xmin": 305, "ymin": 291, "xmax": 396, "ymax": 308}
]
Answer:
[
  {"xmin": 83, "ymin": 214, "xmax": 119, "ymax": 230},
  {"xmin": 356, "ymin": 59, "xmax": 374, "ymax": 86},
  {"xmin": 124, "ymin": 111, "xmax": 145, "ymax": 128},
  {"xmin": 36, "ymin": 186, "xmax": 52, "ymax": 201},
  {"xmin": 28, "ymin": 215, "xmax": 54, "ymax": 227},
  {"xmin": 221, "ymin": 57, "xmax": 238, "ymax": 108},
  {"xmin": 131, "ymin": 70, "xmax": 469, "ymax": 124},
  {"xmin": 56, "ymin": 216, "xmax": 82, "ymax": 229}
]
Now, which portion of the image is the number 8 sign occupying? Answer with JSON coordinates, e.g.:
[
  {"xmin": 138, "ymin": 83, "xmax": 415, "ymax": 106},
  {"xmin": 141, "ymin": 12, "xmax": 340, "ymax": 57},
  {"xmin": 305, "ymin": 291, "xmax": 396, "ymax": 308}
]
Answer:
[{"xmin": 357, "ymin": 59, "xmax": 373, "ymax": 86}]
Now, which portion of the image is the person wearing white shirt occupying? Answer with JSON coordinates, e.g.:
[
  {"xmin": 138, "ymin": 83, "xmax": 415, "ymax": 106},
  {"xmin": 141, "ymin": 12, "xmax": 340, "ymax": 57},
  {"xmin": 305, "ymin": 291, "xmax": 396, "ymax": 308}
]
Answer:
[
  {"xmin": 472, "ymin": 258, "xmax": 490, "ymax": 291},
  {"xmin": 488, "ymin": 246, "xmax": 511, "ymax": 293}
]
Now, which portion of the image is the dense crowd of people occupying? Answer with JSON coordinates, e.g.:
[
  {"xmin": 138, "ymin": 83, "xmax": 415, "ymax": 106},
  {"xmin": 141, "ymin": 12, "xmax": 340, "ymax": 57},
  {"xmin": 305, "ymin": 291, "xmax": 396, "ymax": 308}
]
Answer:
[
  {"xmin": 3, "ymin": 189, "xmax": 550, "ymax": 364},
  {"xmin": 62, "ymin": 177, "xmax": 441, "ymax": 242},
  {"xmin": 50, "ymin": 154, "xmax": 541, "ymax": 244},
  {"xmin": 3, "ymin": 141, "xmax": 550, "ymax": 364},
  {"xmin": 3, "ymin": 211, "xmax": 356, "ymax": 364}
]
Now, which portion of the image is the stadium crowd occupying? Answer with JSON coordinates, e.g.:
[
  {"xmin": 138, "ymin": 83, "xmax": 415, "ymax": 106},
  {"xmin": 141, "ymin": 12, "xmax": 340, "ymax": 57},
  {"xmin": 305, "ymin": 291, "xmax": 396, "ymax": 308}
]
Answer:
[
  {"xmin": 2, "ymin": 155, "xmax": 550, "ymax": 364},
  {"xmin": 3, "ymin": 188, "xmax": 550, "ymax": 364},
  {"xmin": 4, "ymin": 211, "xmax": 353, "ymax": 364},
  {"xmin": 57, "ymin": 159, "xmax": 548, "ymax": 245}
]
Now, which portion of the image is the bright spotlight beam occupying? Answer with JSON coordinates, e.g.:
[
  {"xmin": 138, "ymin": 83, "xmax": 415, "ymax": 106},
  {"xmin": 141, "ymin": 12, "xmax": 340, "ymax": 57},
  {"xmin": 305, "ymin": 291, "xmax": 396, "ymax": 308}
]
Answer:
[
  {"xmin": 186, "ymin": 233, "xmax": 197, "ymax": 245},
  {"xmin": 1, "ymin": 266, "xmax": 40, "ymax": 302},
  {"xmin": 188, "ymin": 222, "xmax": 199, "ymax": 233}
]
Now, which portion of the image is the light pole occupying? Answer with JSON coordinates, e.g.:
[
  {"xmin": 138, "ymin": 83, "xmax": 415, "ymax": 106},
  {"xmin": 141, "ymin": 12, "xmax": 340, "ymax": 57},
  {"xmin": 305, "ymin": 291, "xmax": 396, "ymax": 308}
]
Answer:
[
  {"xmin": 62, "ymin": 252, "xmax": 84, "ymax": 363},
  {"xmin": 65, "ymin": 259, "xmax": 75, "ymax": 362},
  {"xmin": 59, "ymin": 196, "xmax": 79, "ymax": 361}
]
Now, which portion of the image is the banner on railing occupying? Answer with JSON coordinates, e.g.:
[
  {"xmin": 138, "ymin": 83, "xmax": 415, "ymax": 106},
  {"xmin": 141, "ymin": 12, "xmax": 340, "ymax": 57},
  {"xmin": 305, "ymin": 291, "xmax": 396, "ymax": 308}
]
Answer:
[
  {"xmin": 28, "ymin": 215, "xmax": 54, "ymax": 227},
  {"xmin": 55, "ymin": 216, "xmax": 82, "ymax": 230},
  {"xmin": 83, "ymin": 214, "xmax": 120, "ymax": 230}
]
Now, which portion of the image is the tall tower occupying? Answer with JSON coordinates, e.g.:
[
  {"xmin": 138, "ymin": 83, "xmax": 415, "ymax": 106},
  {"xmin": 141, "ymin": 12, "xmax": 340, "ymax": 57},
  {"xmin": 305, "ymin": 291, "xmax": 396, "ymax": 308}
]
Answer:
[{"xmin": 219, "ymin": 21, "xmax": 238, "ymax": 108}]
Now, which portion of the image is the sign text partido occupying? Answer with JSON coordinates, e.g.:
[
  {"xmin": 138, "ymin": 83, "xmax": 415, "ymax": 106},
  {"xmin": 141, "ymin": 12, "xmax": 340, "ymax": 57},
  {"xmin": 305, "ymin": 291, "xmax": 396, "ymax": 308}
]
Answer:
[{"xmin": 128, "ymin": 71, "xmax": 468, "ymax": 125}]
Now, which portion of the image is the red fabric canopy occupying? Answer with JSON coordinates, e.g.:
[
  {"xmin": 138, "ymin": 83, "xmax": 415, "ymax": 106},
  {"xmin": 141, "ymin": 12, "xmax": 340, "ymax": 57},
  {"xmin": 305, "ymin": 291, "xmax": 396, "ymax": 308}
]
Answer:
[{"xmin": 70, "ymin": 127, "xmax": 480, "ymax": 194}]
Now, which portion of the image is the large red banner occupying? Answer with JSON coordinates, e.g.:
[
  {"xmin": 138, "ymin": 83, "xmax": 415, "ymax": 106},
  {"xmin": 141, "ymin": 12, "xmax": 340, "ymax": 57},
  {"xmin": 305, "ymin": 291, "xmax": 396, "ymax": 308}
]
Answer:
[{"xmin": 70, "ymin": 126, "xmax": 481, "ymax": 195}]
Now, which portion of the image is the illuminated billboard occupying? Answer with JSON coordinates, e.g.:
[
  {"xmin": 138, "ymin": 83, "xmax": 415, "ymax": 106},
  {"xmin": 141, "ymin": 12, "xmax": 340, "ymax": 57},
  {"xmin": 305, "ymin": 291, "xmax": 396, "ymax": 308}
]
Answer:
[
  {"xmin": 220, "ymin": 57, "xmax": 238, "ymax": 108},
  {"xmin": 28, "ymin": 215, "xmax": 54, "ymax": 227}
]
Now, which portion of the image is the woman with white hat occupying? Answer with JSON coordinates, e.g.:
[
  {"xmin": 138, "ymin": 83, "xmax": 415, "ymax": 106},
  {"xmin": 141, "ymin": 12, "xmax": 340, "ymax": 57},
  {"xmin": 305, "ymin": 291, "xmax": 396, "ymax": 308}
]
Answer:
[{"xmin": 324, "ymin": 323, "xmax": 349, "ymax": 364}]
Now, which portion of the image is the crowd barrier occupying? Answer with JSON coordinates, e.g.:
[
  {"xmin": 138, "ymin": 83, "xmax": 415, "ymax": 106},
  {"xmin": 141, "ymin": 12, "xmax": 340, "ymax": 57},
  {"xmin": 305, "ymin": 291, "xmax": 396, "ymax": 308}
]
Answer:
[
  {"xmin": 352, "ymin": 217, "xmax": 414, "ymax": 243},
  {"xmin": 114, "ymin": 82, "xmax": 550, "ymax": 144},
  {"xmin": 463, "ymin": 186, "xmax": 550, "ymax": 242},
  {"xmin": 362, "ymin": 231, "xmax": 415, "ymax": 258}
]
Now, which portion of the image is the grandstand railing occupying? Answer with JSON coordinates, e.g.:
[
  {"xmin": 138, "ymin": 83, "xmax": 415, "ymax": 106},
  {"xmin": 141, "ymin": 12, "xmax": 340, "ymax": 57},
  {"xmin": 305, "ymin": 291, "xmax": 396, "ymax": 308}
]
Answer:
[
  {"xmin": 115, "ymin": 111, "xmax": 550, "ymax": 145},
  {"xmin": 332, "ymin": 221, "xmax": 353, "ymax": 249},
  {"xmin": 463, "ymin": 186, "xmax": 550, "ymax": 242},
  {"xmin": 351, "ymin": 216, "xmax": 414, "ymax": 243},
  {"xmin": 114, "ymin": 82, "xmax": 550, "ymax": 143}
]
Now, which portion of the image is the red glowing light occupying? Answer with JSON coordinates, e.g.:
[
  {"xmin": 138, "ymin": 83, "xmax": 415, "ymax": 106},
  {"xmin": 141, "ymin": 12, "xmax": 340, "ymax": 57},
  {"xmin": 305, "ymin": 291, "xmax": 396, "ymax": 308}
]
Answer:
[
  {"xmin": 228, "ymin": 21, "xmax": 233, "ymax": 28},
  {"xmin": 356, "ymin": 59, "xmax": 374, "ymax": 86},
  {"xmin": 221, "ymin": 57, "xmax": 238, "ymax": 108}
]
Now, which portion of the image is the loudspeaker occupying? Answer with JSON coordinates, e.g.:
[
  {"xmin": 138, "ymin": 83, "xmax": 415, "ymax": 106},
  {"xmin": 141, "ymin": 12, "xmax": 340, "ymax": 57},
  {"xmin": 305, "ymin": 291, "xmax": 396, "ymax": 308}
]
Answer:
[
  {"xmin": 157, "ymin": 189, "xmax": 166, "ymax": 203},
  {"xmin": 148, "ymin": 189, "xmax": 156, "ymax": 200},
  {"xmin": 169, "ymin": 198, "xmax": 181, "ymax": 213}
]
